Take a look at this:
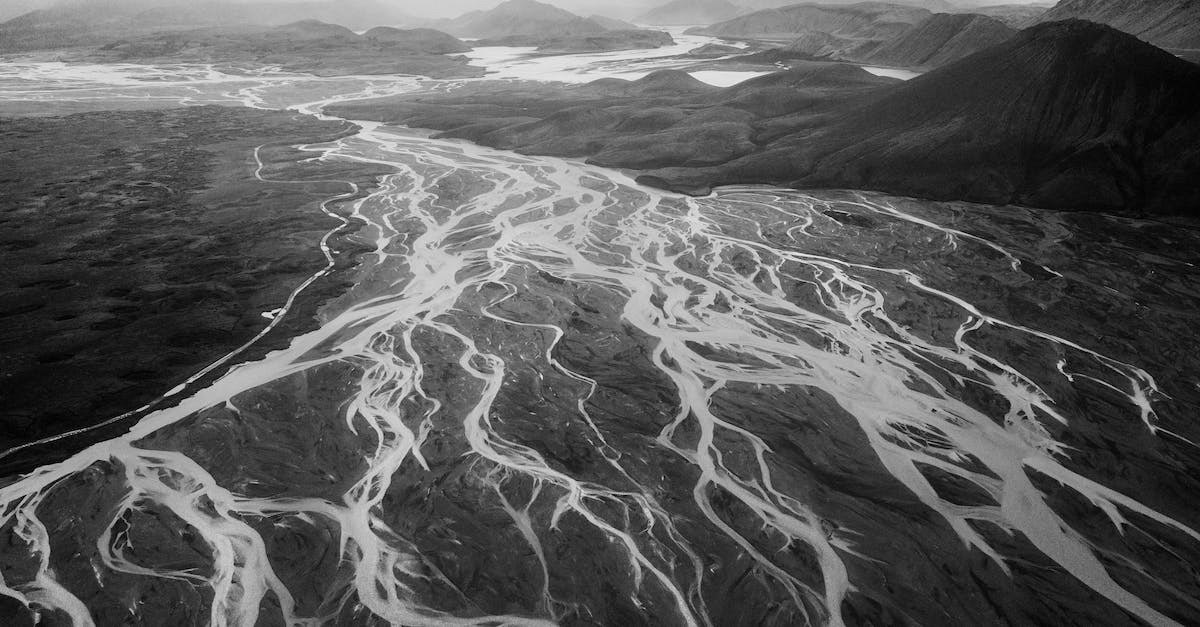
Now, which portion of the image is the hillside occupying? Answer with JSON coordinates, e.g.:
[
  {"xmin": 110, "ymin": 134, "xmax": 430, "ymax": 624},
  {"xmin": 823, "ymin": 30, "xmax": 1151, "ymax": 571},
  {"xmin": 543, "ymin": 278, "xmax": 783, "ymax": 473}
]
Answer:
[
  {"xmin": 0, "ymin": 0, "xmax": 416, "ymax": 51},
  {"xmin": 690, "ymin": 2, "xmax": 932, "ymax": 42},
  {"xmin": 327, "ymin": 63, "xmax": 894, "ymax": 173},
  {"xmin": 432, "ymin": 0, "xmax": 672, "ymax": 52},
  {"xmin": 652, "ymin": 20, "xmax": 1200, "ymax": 212},
  {"xmin": 861, "ymin": 12, "xmax": 1015, "ymax": 67},
  {"xmin": 636, "ymin": 0, "xmax": 744, "ymax": 26},
  {"xmin": 1033, "ymin": 0, "xmax": 1200, "ymax": 50},
  {"xmin": 80, "ymin": 21, "xmax": 481, "ymax": 78},
  {"xmin": 741, "ymin": 0, "xmax": 955, "ymax": 11},
  {"xmin": 965, "ymin": 3, "xmax": 1049, "ymax": 26},
  {"xmin": 332, "ymin": 20, "xmax": 1200, "ymax": 214},
  {"xmin": 436, "ymin": 0, "xmax": 607, "ymax": 39}
]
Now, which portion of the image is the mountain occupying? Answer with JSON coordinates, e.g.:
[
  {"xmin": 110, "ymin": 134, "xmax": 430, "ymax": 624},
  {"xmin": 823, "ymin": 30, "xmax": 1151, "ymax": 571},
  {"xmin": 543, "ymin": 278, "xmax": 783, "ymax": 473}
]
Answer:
[
  {"xmin": 361, "ymin": 27, "xmax": 472, "ymax": 54},
  {"xmin": 335, "ymin": 20, "xmax": 1200, "ymax": 214},
  {"xmin": 652, "ymin": 19, "xmax": 1200, "ymax": 212},
  {"xmin": 0, "ymin": 0, "xmax": 417, "ymax": 51},
  {"xmin": 690, "ymin": 2, "xmax": 932, "ymax": 42},
  {"xmin": 741, "ymin": 0, "xmax": 955, "ymax": 11},
  {"xmin": 963, "ymin": 3, "xmax": 1049, "ymax": 26},
  {"xmin": 587, "ymin": 14, "xmax": 640, "ymax": 30},
  {"xmin": 436, "ymin": 0, "xmax": 608, "ymax": 39},
  {"xmin": 860, "ymin": 12, "xmax": 1015, "ymax": 67},
  {"xmin": 0, "ymin": 0, "xmax": 46, "ymax": 22},
  {"xmin": 80, "ymin": 21, "xmax": 481, "ymax": 78},
  {"xmin": 636, "ymin": 0, "xmax": 743, "ymax": 26},
  {"xmin": 1033, "ymin": 0, "xmax": 1200, "ymax": 51},
  {"xmin": 433, "ymin": 0, "xmax": 674, "ymax": 52}
]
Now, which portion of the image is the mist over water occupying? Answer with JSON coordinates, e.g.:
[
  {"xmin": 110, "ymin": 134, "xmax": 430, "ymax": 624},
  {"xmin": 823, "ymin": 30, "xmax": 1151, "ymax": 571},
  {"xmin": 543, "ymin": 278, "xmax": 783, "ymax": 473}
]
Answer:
[{"xmin": 0, "ymin": 27, "xmax": 1198, "ymax": 627}]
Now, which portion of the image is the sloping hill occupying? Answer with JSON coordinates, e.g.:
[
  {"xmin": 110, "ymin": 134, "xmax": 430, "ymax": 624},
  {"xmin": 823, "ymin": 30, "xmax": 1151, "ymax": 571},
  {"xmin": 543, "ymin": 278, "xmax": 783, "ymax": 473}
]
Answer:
[
  {"xmin": 966, "ymin": 3, "xmax": 1049, "ymax": 26},
  {"xmin": 436, "ymin": 0, "xmax": 606, "ymax": 39},
  {"xmin": 1033, "ymin": 0, "xmax": 1200, "ymax": 50},
  {"xmin": 0, "ymin": 0, "xmax": 416, "ymax": 51},
  {"xmin": 652, "ymin": 19, "xmax": 1200, "ymax": 212},
  {"xmin": 861, "ymin": 12, "xmax": 1015, "ymax": 67},
  {"xmin": 637, "ymin": 0, "xmax": 743, "ymax": 26},
  {"xmin": 742, "ymin": 0, "xmax": 955, "ymax": 11},
  {"xmin": 432, "ymin": 0, "xmax": 672, "ymax": 52},
  {"xmin": 83, "ymin": 21, "xmax": 481, "ymax": 78},
  {"xmin": 692, "ymin": 2, "xmax": 932, "ymax": 40},
  {"xmin": 329, "ymin": 19, "xmax": 1200, "ymax": 213}
]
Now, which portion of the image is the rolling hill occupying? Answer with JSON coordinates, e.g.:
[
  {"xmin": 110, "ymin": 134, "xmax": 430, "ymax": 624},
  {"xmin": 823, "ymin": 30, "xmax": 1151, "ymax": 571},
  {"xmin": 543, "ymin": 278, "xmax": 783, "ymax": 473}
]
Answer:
[
  {"xmin": 690, "ymin": 2, "xmax": 932, "ymax": 41},
  {"xmin": 860, "ymin": 12, "xmax": 1015, "ymax": 67}
]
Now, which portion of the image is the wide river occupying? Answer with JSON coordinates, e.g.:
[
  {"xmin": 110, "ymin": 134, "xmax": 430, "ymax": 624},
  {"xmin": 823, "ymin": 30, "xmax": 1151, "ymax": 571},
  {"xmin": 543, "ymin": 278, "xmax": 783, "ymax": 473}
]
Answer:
[{"xmin": 0, "ymin": 40, "xmax": 1198, "ymax": 627}]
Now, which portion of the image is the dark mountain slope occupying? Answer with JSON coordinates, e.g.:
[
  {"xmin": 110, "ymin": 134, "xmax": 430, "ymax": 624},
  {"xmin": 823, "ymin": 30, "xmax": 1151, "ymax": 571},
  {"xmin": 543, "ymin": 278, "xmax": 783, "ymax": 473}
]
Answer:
[
  {"xmin": 1034, "ymin": 0, "xmax": 1200, "ymax": 50},
  {"xmin": 861, "ymin": 12, "xmax": 1016, "ymax": 67},
  {"xmin": 648, "ymin": 20, "xmax": 1200, "ymax": 212}
]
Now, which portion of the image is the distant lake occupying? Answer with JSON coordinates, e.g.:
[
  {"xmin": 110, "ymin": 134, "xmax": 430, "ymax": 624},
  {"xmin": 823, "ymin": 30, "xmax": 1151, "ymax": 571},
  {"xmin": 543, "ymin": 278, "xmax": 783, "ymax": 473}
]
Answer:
[{"xmin": 862, "ymin": 66, "xmax": 921, "ymax": 80}]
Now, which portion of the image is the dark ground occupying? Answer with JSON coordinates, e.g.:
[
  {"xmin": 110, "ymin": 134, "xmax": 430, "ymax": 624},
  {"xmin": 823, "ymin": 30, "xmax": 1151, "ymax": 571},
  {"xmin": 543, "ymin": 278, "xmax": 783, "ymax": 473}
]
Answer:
[{"xmin": 0, "ymin": 105, "xmax": 391, "ymax": 474}]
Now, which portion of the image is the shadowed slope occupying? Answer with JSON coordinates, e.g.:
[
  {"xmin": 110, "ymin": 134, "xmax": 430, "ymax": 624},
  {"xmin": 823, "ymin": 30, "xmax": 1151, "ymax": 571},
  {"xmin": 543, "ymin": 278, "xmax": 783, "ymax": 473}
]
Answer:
[
  {"xmin": 645, "ymin": 20, "xmax": 1200, "ymax": 213},
  {"xmin": 637, "ymin": 0, "xmax": 744, "ymax": 26}
]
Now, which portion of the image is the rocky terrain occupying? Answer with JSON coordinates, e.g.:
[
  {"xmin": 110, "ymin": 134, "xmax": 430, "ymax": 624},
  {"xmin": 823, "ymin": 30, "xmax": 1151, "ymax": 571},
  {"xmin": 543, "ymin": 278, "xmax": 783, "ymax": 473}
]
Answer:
[
  {"xmin": 331, "ymin": 20, "xmax": 1200, "ymax": 214},
  {"xmin": 0, "ymin": 106, "xmax": 390, "ymax": 474}
]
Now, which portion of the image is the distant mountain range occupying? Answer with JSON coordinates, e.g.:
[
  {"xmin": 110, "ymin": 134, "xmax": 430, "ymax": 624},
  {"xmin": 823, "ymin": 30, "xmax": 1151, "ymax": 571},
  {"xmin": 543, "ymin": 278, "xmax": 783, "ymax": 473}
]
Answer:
[
  {"xmin": 685, "ymin": 2, "xmax": 1047, "ymax": 69},
  {"xmin": 740, "ymin": 0, "xmax": 958, "ymax": 11},
  {"xmin": 691, "ymin": 3, "xmax": 933, "ymax": 41},
  {"xmin": 332, "ymin": 19, "xmax": 1200, "ymax": 214},
  {"xmin": 658, "ymin": 19, "xmax": 1200, "ymax": 212},
  {"xmin": 77, "ymin": 20, "xmax": 483, "ymax": 77},
  {"xmin": 857, "ymin": 12, "xmax": 1015, "ymax": 66},
  {"xmin": 0, "ymin": 0, "xmax": 417, "ymax": 51}
]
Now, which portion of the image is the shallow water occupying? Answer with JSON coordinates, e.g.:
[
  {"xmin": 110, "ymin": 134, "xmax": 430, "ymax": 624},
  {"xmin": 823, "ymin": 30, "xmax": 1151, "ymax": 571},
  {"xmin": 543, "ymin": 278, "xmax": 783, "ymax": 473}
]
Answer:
[
  {"xmin": 861, "ymin": 66, "xmax": 921, "ymax": 81},
  {"xmin": 0, "ymin": 54, "xmax": 1197, "ymax": 627},
  {"xmin": 463, "ymin": 28, "xmax": 766, "ymax": 86}
]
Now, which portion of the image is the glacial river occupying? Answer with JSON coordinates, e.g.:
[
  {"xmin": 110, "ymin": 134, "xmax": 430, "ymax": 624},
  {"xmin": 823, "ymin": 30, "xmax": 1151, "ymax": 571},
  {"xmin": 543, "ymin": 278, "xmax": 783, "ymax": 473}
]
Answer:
[{"xmin": 0, "ymin": 43, "xmax": 1198, "ymax": 627}]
